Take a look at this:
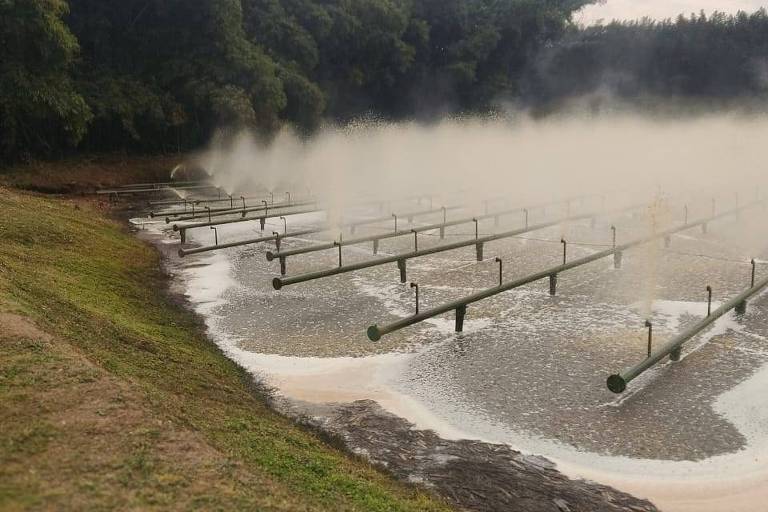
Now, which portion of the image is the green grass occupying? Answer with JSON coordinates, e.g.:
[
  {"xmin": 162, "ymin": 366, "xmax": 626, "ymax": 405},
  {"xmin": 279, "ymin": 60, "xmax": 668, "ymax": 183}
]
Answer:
[{"xmin": 0, "ymin": 186, "xmax": 453, "ymax": 512}]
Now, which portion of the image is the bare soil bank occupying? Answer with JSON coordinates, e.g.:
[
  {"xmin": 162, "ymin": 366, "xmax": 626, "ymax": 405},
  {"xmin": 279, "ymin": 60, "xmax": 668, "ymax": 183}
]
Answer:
[{"xmin": 280, "ymin": 399, "xmax": 658, "ymax": 512}]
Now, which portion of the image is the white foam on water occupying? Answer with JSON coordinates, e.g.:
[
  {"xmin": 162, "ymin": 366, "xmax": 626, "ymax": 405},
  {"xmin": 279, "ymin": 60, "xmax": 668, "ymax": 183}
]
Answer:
[
  {"xmin": 182, "ymin": 251, "xmax": 238, "ymax": 315},
  {"xmin": 173, "ymin": 229, "xmax": 768, "ymax": 512},
  {"xmin": 353, "ymin": 278, "xmax": 414, "ymax": 318},
  {"xmin": 177, "ymin": 254, "xmax": 471, "ymax": 439}
]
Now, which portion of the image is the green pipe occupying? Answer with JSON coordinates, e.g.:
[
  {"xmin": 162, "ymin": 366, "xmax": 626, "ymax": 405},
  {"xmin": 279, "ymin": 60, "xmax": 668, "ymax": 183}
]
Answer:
[
  {"xmin": 177, "ymin": 204, "xmax": 466, "ymax": 258},
  {"xmin": 164, "ymin": 199, "xmax": 316, "ymax": 223},
  {"xmin": 178, "ymin": 193, "xmax": 609, "ymax": 261},
  {"xmin": 150, "ymin": 193, "xmax": 289, "ymax": 215},
  {"xmin": 607, "ymin": 272, "xmax": 768, "ymax": 393},
  {"xmin": 366, "ymin": 200, "xmax": 763, "ymax": 342},
  {"xmin": 348, "ymin": 205, "xmax": 463, "ymax": 232},
  {"xmin": 266, "ymin": 195, "xmax": 600, "ymax": 264},
  {"xmin": 148, "ymin": 191, "xmax": 272, "ymax": 207},
  {"xmin": 273, "ymin": 212, "xmax": 600, "ymax": 290},
  {"xmin": 173, "ymin": 207, "xmax": 321, "ymax": 232},
  {"xmin": 178, "ymin": 228, "xmax": 321, "ymax": 257},
  {"xmin": 176, "ymin": 203, "xmax": 464, "ymax": 256},
  {"xmin": 171, "ymin": 200, "xmax": 459, "ymax": 234},
  {"xmin": 266, "ymin": 211, "xmax": 503, "ymax": 262}
]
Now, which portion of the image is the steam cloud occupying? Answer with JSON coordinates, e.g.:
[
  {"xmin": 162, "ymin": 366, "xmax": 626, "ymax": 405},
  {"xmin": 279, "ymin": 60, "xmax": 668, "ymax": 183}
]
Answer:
[{"xmin": 196, "ymin": 113, "xmax": 768, "ymax": 218}]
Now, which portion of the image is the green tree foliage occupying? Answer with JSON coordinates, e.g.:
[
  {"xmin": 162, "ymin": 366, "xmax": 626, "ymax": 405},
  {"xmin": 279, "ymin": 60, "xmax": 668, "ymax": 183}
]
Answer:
[
  {"xmin": 66, "ymin": 0, "xmax": 286, "ymax": 151},
  {"xmin": 6, "ymin": 1, "xmax": 768, "ymax": 163},
  {"xmin": 406, "ymin": 0, "xmax": 591, "ymax": 114},
  {"xmin": 0, "ymin": 0, "xmax": 594, "ymax": 161},
  {"xmin": 0, "ymin": 0, "xmax": 91, "ymax": 160},
  {"xmin": 527, "ymin": 9, "xmax": 768, "ymax": 107}
]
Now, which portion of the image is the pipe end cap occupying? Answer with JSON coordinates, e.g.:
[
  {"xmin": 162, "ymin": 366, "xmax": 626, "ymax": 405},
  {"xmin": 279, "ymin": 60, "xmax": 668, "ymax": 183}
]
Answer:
[
  {"xmin": 367, "ymin": 326, "xmax": 382, "ymax": 342},
  {"xmin": 607, "ymin": 374, "xmax": 627, "ymax": 394},
  {"xmin": 178, "ymin": 249, "xmax": 187, "ymax": 258},
  {"xmin": 265, "ymin": 251, "xmax": 275, "ymax": 261},
  {"xmin": 272, "ymin": 277, "xmax": 283, "ymax": 290}
]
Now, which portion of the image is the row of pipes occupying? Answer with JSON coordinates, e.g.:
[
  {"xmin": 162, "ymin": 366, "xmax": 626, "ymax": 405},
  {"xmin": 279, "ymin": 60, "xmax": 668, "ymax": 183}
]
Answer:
[{"xmin": 112, "ymin": 179, "xmax": 765, "ymax": 395}]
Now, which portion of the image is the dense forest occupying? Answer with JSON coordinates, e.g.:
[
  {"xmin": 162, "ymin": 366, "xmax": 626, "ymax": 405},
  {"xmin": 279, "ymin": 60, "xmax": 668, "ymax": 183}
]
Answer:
[
  {"xmin": 2, "ymin": 1, "xmax": 768, "ymax": 163},
  {"xmin": 529, "ymin": 9, "xmax": 768, "ymax": 110}
]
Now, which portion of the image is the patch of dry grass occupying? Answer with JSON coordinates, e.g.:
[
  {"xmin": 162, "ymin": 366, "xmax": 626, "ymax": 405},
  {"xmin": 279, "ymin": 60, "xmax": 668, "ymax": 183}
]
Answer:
[{"xmin": 0, "ymin": 154, "xmax": 187, "ymax": 194}]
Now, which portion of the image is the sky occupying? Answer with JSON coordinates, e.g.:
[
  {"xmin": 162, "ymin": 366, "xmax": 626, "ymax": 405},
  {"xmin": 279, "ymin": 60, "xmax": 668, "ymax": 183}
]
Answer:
[{"xmin": 576, "ymin": 0, "xmax": 767, "ymax": 25}]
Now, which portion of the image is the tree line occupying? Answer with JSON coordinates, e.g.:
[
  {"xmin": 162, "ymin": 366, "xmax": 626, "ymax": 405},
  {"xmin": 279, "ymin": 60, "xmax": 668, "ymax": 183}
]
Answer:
[
  {"xmin": 2, "ymin": 1, "xmax": 768, "ymax": 163},
  {"xmin": 528, "ymin": 9, "xmax": 768, "ymax": 111}
]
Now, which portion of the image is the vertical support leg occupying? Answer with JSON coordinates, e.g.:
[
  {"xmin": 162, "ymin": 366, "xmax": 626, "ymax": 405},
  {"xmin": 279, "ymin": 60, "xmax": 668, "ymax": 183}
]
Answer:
[
  {"xmin": 180, "ymin": 229, "xmax": 186, "ymax": 244},
  {"xmin": 646, "ymin": 320, "xmax": 653, "ymax": 358},
  {"xmin": 561, "ymin": 239, "xmax": 567, "ymax": 265},
  {"xmin": 260, "ymin": 218, "xmax": 266, "ymax": 231},
  {"xmin": 397, "ymin": 259, "xmax": 407, "ymax": 283},
  {"xmin": 455, "ymin": 305, "xmax": 467, "ymax": 333},
  {"xmin": 439, "ymin": 226, "xmax": 445, "ymax": 240},
  {"xmin": 373, "ymin": 239, "xmax": 379, "ymax": 255},
  {"xmin": 476, "ymin": 243, "xmax": 484, "ymax": 262},
  {"xmin": 279, "ymin": 257, "xmax": 286, "ymax": 276},
  {"xmin": 410, "ymin": 282, "xmax": 419, "ymax": 315},
  {"xmin": 614, "ymin": 251, "xmax": 623, "ymax": 269},
  {"xmin": 549, "ymin": 274, "xmax": 558, "ymax": 296}
]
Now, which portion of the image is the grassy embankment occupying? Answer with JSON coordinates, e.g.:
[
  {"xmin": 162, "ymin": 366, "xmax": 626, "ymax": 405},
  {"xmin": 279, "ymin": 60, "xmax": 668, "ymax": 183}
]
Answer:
[{"xmin": 0, "ymin": 165, "xmax": 452, "ymax": 511}]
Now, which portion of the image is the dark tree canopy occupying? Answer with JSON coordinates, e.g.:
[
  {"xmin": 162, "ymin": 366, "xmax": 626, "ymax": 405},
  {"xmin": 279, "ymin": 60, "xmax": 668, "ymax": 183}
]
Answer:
[
  {"xmin": 0, "ymin": 0, "xmax": 91, "ymax": 159},
  {"xmin": 527, "ymin": 9, "xmax": 768, "ymax": 110},
  {"xmin": 2, "ymin": 1, "xmax": 768, "ymax": 163}
]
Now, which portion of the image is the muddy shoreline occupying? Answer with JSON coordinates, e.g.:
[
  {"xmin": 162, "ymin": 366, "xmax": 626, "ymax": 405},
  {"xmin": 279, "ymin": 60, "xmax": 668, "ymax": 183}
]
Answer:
[{"xmin": 289, "ymin": 399, "xmax": 657, "ymax": 512}]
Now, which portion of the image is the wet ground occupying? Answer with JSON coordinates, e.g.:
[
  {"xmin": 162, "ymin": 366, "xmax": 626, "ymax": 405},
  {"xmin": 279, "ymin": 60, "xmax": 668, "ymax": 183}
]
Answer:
[
  {"xmin": 143, "ymin": 196, "xmax": 768, "ymax": 511},
  {"xmin": 295, "ymin": 399, "xmax": 657, "ymax": 512}
]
